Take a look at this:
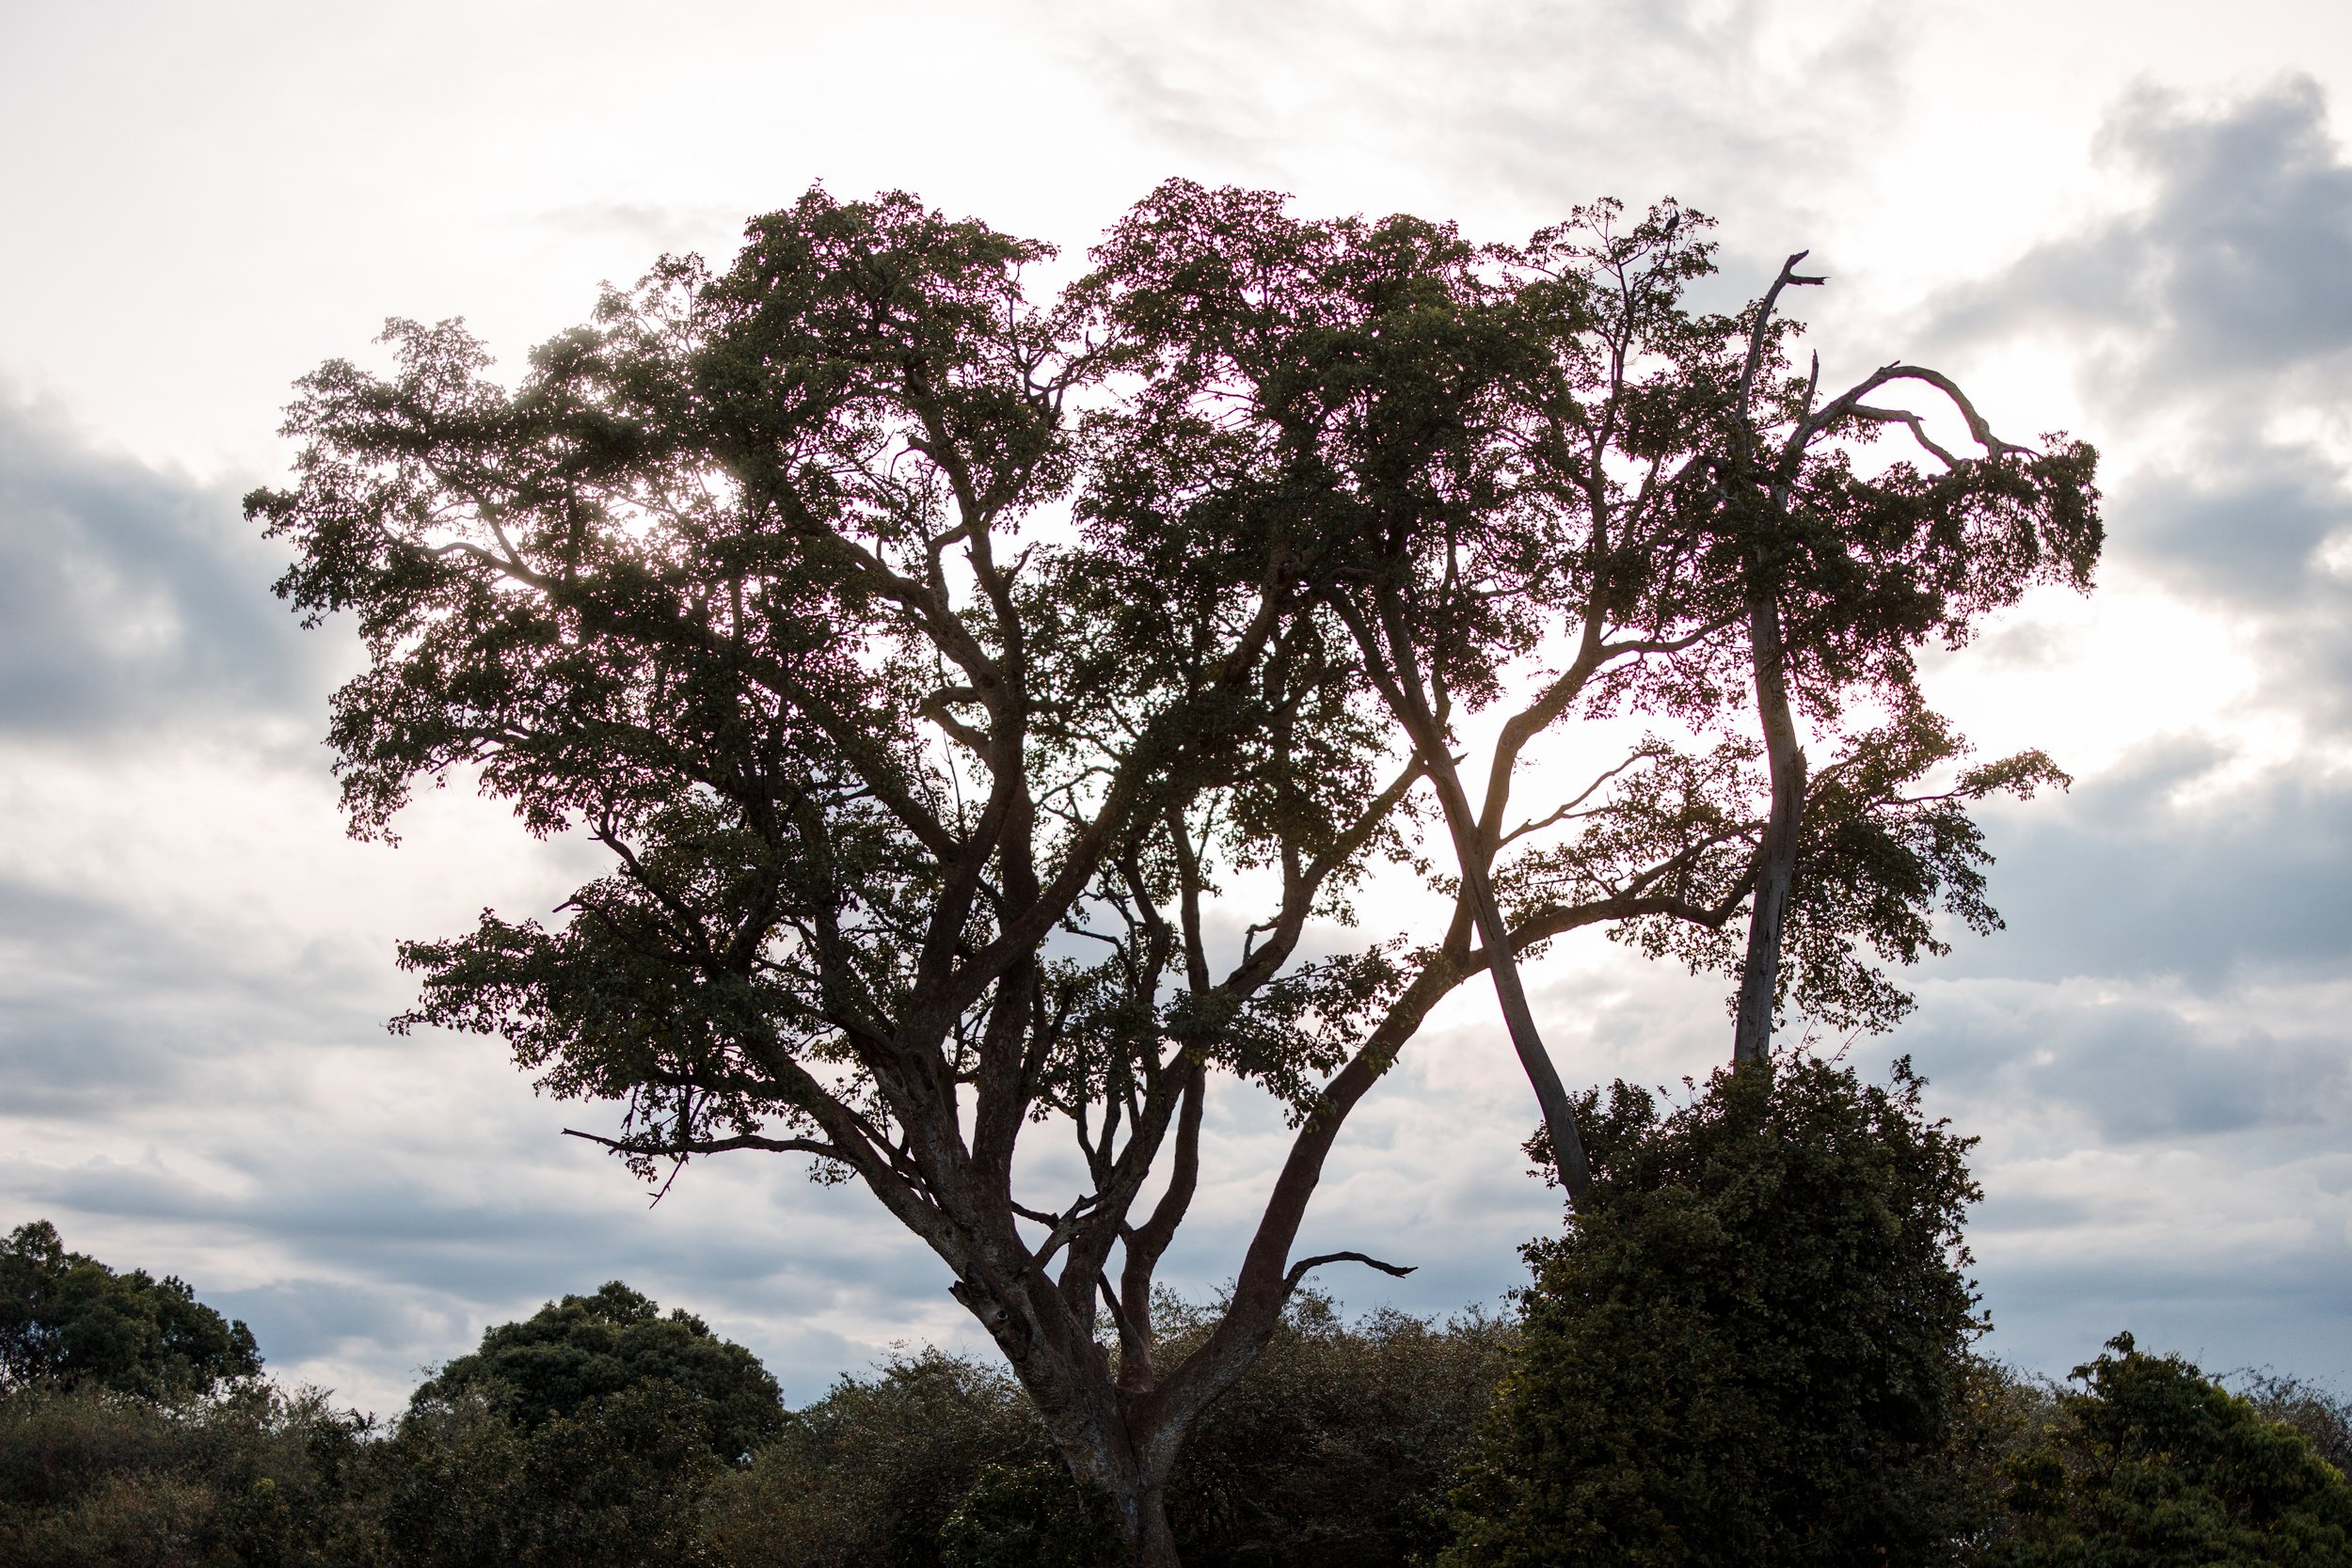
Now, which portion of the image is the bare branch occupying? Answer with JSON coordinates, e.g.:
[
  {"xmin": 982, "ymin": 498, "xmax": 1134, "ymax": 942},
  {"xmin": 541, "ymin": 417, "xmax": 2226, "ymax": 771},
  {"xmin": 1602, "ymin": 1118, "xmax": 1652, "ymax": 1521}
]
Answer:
[
  {"xmin": 1739, "ymin": 250, "xmax": 1828, "ymax": 421},
  {"xmin": 1283, "ymin": 1250, "xmax": 1417, "ymax": 1291},
  {"xmin": 562, "ymin": 1126, "xmax": 842, "ymax": 1161}
]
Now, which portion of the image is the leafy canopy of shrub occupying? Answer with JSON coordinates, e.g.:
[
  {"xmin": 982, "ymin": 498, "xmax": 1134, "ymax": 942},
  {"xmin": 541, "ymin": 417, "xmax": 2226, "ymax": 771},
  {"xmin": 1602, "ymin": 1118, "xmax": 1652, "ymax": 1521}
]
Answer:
[
  {"xmin": 1445, "ymin": 1055, "xmax": 1985, "ymax": 1568},
  {"xmin": 705, "ymin": 1297, "xmax": 1508, "ymax": 1568},
  {"xmin": 0, "ymin": 1381, "xmax": 384, "ymax": 1568}
]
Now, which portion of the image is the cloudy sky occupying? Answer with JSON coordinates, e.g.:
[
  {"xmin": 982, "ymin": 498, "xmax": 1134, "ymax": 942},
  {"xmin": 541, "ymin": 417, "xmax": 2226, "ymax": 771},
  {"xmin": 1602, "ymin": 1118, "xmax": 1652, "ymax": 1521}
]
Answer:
[{"xmin": 5, "ymin": 0, "xmax": 2351, "ymax": 1414}]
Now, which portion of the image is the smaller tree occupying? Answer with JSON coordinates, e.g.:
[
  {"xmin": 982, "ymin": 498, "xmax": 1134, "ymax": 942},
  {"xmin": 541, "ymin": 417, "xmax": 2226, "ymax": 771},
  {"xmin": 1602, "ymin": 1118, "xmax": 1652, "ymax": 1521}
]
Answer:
[
  {"xmin": 2240, "ymin": 1372, "xmax": 2352, "ymax": 1481},
  {"xmin": 1443, "ymin": 1056, "xmax": 1984, "ymax": 1567},
  {"xmin": 1987, "ymin": 1335, "xmax": 2352, "ymax": 1568},
  {"xmin": 415, "ymin": 1280, "xmax": 783, "ymax": 1461},
  {"xmin": 0, "ymin": 1221, "xmax": 261, "ymax": 1402},
  {"xmin": 386, "ymin": 1281, "xmax": 780, "ymax": 1568}
]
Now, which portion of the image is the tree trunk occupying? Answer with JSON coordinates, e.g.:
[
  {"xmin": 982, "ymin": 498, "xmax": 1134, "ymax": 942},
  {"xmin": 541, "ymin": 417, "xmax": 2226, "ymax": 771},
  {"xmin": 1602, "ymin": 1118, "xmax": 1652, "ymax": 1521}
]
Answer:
[
  {"xmin": 1422, "ymin": 751, "xmax": 1596, "ymax": 1201},
  {"xmin": 1062, "ymin": 1418, "xmax": 1180, "ymax": 1567},
  {"xmin": 1134, "ymin": 1484, "xmax": 1182, "ymax": 1568},
  {"xmin": 1337, "ymin": 591, "xmax": 1596, "ymax": 1204},
  {"xmin": 1732, "ymin": 586, "xmax": 1806, "ymax": 1067}
]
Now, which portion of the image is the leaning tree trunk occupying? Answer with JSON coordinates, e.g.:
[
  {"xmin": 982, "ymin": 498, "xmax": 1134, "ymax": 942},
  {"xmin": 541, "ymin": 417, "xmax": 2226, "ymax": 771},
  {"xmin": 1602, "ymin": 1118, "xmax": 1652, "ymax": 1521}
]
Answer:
[
  {"xmin": 1419, "ymin": 747, "xmax": 1596, "ymax": 1200},
  {"xmin": 1345, "ymin": 590, "xmax": 1597, "ymax": 1204}
]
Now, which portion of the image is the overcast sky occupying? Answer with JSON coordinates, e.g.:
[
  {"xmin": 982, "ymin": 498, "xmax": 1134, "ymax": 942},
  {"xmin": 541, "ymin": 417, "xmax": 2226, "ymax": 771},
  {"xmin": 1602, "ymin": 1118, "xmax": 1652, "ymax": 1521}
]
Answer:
[{"xmin": 4, "ymin": 0, "xmax": 2350, "ymax": 1415}]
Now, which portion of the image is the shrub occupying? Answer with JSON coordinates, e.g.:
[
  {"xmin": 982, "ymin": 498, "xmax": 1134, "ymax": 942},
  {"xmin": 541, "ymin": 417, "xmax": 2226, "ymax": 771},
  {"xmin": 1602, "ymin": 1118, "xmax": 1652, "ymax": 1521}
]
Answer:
[
  {"xmin": 384, "ymin": 1381, "xmax": 721, "ymax": 1568},
  {"xmin": 701, "ymin": 1348, "xmax": 1050, "ymax": 1568},
  {"xmin": 703, "ymin": 1299, "xmax": 1510, "ymax": 1568},
  {"xmin": 0, "ymin": 1380, "xmax": 385, "ymax": 1567},
  {"xmin": 1162, "ymin": 1294, "xmax": 1512, "ymax": 1567},
  {"xmin": 1444, "ymin": 1055, "xmax": 1986, "ymax": 1567}
]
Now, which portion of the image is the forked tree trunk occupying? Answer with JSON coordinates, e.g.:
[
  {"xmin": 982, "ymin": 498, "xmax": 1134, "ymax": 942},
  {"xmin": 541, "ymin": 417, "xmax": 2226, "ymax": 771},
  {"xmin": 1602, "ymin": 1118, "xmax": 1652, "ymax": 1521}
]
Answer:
[
  {"xmin": 1422, "ymin": 752, "xmax": 1596, "ymax": 1200},
  {"xmin": 1729, "ymin": 250, "xmax": 1826, "ymax": 1070}
]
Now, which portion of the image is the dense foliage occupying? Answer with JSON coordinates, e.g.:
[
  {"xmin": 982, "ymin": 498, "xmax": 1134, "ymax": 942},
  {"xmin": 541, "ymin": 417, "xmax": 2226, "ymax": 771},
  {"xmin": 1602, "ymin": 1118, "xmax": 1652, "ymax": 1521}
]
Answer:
[
  {"xmin": 1, "ymin": 1220, "xmax": 262, "ymax": 1402},
  {"xmin": 0, "ymin": 1381, "xmax": 383, "ymax": 1567},
  {"xmin": 1160, "ymin": 1296, "xmax": 1513, "ymax": 1566},
  {"xmin": 2241, "ymin": 1372, "xmax": 2352, "ymax": 1480},
  {"xmin": 380, "ymin": 1281, "xmax": 782, "ymax": 1568},
  {"xmin": 703, "ymin": 1292, "xmax": 1508, "ymax": 1568},
  {"xmin": 382, "ymin": 1380, "xmax": 723, "ymax": 1568},
  {"xmin": 696, "ymin": 1354, "xmax": 1091, "ymax": 1568},
  {"xmin": 1444, "ymin": 1057, "xmax": 1989, "ymax": 1567},
  {"xmin": 1985, "ymin": 1336, "xmax": 2352, "ymax": 1567},
  {"xmin": 412, "ymin": 1281, "xmax": 784, "ymax": 1461}
]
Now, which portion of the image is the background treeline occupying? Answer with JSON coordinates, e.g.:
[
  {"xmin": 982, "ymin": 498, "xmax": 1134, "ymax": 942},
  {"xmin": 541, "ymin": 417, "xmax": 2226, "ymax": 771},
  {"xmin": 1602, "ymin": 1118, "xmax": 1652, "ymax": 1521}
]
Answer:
[{"xmin": 8, "ymin": 1059, "xmax": 2349, "ymax": 1567}]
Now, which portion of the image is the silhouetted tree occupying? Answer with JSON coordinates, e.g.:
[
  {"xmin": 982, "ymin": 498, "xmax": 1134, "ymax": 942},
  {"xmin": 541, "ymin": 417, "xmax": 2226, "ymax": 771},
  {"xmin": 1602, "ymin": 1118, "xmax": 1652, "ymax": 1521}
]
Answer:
[
  {"xmin": 1716, "ymin": 254, "xmax": 2099, "ymax": 1068},
  {"xmin": 1087, "ymin": 189, "xmax": 2098, "ymax": 1197},
  {"xmin": 250, "ymin": 182, "xmax": 2093, "ymax": 1562}
]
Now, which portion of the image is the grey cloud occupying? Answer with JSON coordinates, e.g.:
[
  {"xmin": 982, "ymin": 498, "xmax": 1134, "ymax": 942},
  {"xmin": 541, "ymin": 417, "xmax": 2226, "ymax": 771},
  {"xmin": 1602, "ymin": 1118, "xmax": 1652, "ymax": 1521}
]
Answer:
[
  {"xmin": 13, "ymin": 1138, "xmax": 977, "ymax": 1408},
  {"xmin": 1918, "ymin": 77, "xmax": 2352, "ymax": 725},
  {"xmin": 1973, "ymin": 1245, "xmax": 2352, "ymax": 1386},
  {"xmin": 0, "ymin": 871, "xmax": 389, "ymax": 1117},
  {"xmin": 204, "ymin": 1277, "xmax": 438, "ymax": 1377},
  {"xmin": 1937, "ymin": 76, "xmax": 2352, "ymax": 388},
  {"xmin": 1926, "ymin": 80, "xmax": 2352, "ymax": 723},
  {"xmin": 0, "ymin": 396, "xmax": 327, "ymax": 738},
  {"xmin": 1903, "ymin": 982, "xmax": 2352, "ymax": 1144},
  {"xmin": 2115, "ymin": 453, "xmax": 2352, "ymax": 731},
  {"xmin": 1931, "ymin": 749, "xmax": 2352, "ymax": 990},
  {"xmin": 2125, "ymin": 448, "xmax": 2349, "ymax": 607}
]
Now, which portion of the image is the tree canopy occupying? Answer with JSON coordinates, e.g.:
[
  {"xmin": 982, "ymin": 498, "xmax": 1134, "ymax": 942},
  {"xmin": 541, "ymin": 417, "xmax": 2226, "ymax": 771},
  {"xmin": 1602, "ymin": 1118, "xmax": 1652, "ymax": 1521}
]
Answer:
[
  {"xmin": 413, "ymin": 1280, "xmax": 783, "ymax": 1463},
  {"xmin": 249, "ymin": 180, "xmax": 2097, "ymax": 1565},
  {"xmin": 1987, "ymin": 1335, "xmax": 2352, "ymax": 1567},
  {"xmin": 0, "ymin": 1220, "xmax": 261, "ymax": 1402}
]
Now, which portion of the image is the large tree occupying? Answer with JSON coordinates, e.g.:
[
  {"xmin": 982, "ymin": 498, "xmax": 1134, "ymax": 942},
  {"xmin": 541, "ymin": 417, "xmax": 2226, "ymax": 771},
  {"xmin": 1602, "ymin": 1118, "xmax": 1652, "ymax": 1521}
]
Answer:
[{"xmin": 251, "ymin": 182, "xmax": 2094, "ymax": 1565}]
